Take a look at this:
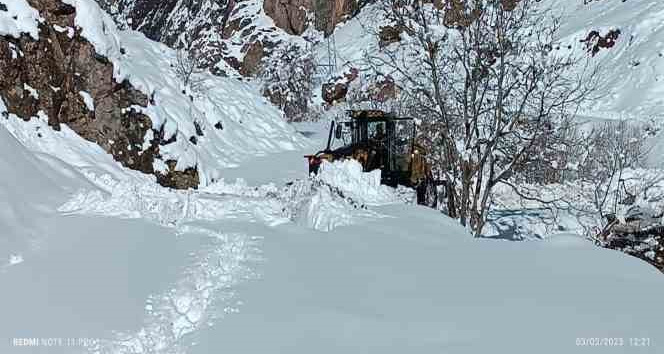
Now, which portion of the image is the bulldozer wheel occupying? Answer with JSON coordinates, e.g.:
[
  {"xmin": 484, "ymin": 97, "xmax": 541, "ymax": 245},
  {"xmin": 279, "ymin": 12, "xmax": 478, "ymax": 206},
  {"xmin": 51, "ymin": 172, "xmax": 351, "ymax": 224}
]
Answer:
[{"xmin": 416, "ymin": 178, "xmax": 438, "ymax": 208}]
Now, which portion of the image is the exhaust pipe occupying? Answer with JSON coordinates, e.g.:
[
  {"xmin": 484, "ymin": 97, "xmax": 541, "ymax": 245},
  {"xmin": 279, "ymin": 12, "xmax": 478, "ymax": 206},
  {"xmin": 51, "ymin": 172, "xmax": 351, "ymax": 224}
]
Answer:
[{"xmin": 325, "ymin": 121, "xmax": 335, "ymax": 152}]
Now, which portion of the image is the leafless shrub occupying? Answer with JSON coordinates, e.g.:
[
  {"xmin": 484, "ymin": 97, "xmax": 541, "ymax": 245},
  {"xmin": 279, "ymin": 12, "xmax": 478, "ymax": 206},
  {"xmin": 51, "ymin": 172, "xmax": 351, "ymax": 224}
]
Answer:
[
  {"xmin": 260, "ymin": 44, "xmax": 316, "ymax": 122},
  {"xmin": 174, "ymin": 42, "xmax": 208, "ymax": 95}
]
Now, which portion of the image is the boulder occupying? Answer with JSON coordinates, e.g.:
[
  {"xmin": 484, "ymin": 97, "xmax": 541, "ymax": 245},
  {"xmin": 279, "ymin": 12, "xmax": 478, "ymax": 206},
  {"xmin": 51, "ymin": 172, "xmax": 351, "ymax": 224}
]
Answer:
[
  {"xmin": 321, "ymin": 67, "xmax": 359, "ymax": 104},
  {"xmin": 378, "ymin": 25, "xmax": 404, "ymax": 48}
]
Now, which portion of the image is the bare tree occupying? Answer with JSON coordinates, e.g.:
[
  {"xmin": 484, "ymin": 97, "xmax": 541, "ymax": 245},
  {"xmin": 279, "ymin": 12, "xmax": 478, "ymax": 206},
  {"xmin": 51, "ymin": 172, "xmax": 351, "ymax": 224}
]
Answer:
[
  {"xmin": 578, "ymin": 121, "xmax": 652, "ymax": 226},
  {"xmin": 260, "ymin": 44, "xmax": 316, "ymax": 122},
  {"xmin": 498, "ymin": 119, "xmax": 661, "ymax": 241},
  {"xmin": 174, "ymin": 32, "xmax": 208, "ymax": 95},
  {"xmin": 370, "ymin": 0, "xmax": 599, "ymax": 236}
]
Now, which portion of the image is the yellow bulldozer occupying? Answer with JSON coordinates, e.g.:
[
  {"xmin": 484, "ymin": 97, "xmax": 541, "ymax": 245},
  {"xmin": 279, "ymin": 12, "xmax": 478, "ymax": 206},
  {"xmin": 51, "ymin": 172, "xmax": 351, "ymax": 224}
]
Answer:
[{"xmin": 305, "ymin": 110, "xmax": 439, "ymax": 207}]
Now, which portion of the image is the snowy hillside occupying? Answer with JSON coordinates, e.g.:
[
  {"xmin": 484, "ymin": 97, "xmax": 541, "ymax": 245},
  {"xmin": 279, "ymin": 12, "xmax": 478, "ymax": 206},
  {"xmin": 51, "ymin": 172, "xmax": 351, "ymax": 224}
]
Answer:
[
  {"xmin": 554, "ymin": 0, "xmax": 664, "ymax": 120},
  {"xmin": 1, "ymin": 0, "xmax": 304, "ymax": 188},
  {"xmin": 320, "ymin": 0, "xmax": 664, "ymax": 122}
]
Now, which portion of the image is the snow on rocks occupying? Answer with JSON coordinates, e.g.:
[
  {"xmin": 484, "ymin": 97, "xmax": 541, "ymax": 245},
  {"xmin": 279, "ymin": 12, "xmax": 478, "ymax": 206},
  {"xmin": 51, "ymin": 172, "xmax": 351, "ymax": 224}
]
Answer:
[
  {"xmin": 0, "ymin": 0, "xmax": 41, "ymax": 40},
  {"xmin": 2, "ymin": 0, "xmax": 304, "ymax": 188},
  {"xmin": 79, "ymin": 90, "xmax": 95, "ymax": 111},
  {"xmin": 93, "ymin": 3, "xmax": 305, "ymax": 186}
]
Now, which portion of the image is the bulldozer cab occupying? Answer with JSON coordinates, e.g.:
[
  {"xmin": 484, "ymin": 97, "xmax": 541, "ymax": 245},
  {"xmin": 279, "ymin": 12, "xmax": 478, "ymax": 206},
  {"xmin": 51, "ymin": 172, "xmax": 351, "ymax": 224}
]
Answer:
[
  {"xmin": 337, "ymin": 110, "xmax": 419, "ymax": 187},
  {"xmin": 306, "ymin": 109, "xmax": 439, "ymax": 207}
]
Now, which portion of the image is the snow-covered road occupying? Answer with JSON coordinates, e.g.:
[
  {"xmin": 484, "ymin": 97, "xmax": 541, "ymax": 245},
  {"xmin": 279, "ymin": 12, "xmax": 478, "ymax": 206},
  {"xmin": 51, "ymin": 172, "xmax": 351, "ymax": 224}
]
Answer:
[
  {"xmin": 2, "ymin": 122, "xmax": 664, "ymax": 354},
  {"xmin": 189, "ymin": 205, "xmax": 664, "ymax": 354}
]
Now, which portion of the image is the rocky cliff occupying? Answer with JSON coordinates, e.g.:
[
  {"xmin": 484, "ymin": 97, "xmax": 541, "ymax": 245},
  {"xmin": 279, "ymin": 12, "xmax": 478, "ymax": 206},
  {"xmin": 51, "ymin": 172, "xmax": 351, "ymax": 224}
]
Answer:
[{"xmin": 0, "ymin": 0, "xmax": 200, "ymax": 188}]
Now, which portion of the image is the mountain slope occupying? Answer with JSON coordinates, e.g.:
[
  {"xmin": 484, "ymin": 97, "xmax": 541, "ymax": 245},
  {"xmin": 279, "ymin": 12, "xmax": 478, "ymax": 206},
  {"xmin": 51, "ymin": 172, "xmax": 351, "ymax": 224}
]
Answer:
[
  {"xmin": 325, "ymin": 0, "xmax": 664, "ymax": 121},
  {"xmin": 0, "ymin": 0, "xmax": 304, "ymax": 189}
]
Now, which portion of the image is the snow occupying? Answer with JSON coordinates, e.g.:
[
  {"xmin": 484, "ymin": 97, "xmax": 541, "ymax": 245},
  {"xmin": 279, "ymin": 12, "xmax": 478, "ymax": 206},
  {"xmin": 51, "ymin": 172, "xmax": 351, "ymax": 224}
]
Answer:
[
  {"xmin": 192, "ymin": 203, "xmax": 664, "ymax": 354},
  {"xmin": 79, "ymin": 90, "xmax": 95, "ymax": 111},
  {"xmin": 2, "ymin": 3, "xmax": 664, "ymax": 354},
  {"xmin": 110, "ymin": 29, "xmax": 305, "ymax": 185},
  {"xmin": 23, "ymin": 83, "xmax": 39, "ymax": 99},
  {"xmin": 552, "ymin": 0, "xmax": 664, "ymax": 120},
  {"xmin": 4, "ymin": 0, "xmax": 306, "ymax": 187},
  {"xmin": 2, "ymin": 116, "xmax": 664, "ymax": 352},
  {"xmin": 0, "ymin": 0, "xmax": 40, "ymax": 40},
  {"xmin": 327, "ymin": 0, "xmax": 664, "ymax": 123},
  {"xmin": 318, "ymin": 159, "xmax": 400, "ymax": 206}
]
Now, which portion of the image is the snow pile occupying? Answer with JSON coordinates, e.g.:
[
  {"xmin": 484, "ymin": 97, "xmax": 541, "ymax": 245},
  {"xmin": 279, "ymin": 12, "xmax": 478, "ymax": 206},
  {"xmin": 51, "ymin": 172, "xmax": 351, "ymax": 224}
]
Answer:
[
  {"xmin": 59, "ymin": 171, "xmax": 389, "ymax": 233},
  {"xmin": 317, "ymin": 159, "xmax": 400, "ymax": 206},
  {"xmin": 0, "ymin": 0, "xmax": 40, "ymax": 40},
  {"xmin": 273, "ymin": 179, "xmax": 384, "ymax": 232},
  {"xmin": 59, "ymin": 172, "xmax": 292, "ymax": 228},
  {"xmin": 300, "ymin": 184, "xmax": 385, "ymax": 232}
]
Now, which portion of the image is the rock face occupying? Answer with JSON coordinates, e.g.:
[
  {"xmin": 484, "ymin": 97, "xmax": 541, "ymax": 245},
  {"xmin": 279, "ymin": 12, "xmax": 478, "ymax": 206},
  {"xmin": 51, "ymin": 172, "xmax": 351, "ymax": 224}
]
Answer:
[
  {"xmin": 263, "ymin": 0, "xmax": 357, "ymax": 36},
  {"xmin": 96, "ymin": 0, "xmax": 242, "ymax": 76},
  {"xmin": 0, "ymin": 0, "xmax": 198, "ymax": 189},
  {"xmin": 378, "ymin": 25, "xmax": 403, "ymax": 48},
  {"xmin": 97, "ymin": 0, "xmax": 224, "ymax": 46},
  {"xmin": 322, "ymin": 67, "xmax": 358, "ymax": 104},
  {"xmin": 240, "ymin": 41, "xmax": 266, "ymax": 77},
  {"xmin": 263, "ymin": 0, "xmax": 312, "ymax": 35},
  {"xmin": 581, "ymin": 29, "xmax": 621, "ymax": 56}
]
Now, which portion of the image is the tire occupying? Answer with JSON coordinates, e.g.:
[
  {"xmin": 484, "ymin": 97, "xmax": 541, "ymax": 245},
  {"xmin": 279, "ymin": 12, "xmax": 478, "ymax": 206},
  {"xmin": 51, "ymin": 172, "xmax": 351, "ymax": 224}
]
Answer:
[{"xmin": 416, "ymin": 178, "xmax": 438, "ymax": 208}]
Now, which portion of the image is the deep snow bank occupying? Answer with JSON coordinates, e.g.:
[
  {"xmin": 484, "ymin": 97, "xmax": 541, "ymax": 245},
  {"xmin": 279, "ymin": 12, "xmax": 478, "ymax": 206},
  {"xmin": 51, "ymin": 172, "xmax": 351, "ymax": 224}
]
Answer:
[
  {"xmin": 192, "ymin": 203, "xmax": 664, "ymax": 354},
  {"xmin": 0, "ymin": 126, "xmax": 50, "ymax": 266}
]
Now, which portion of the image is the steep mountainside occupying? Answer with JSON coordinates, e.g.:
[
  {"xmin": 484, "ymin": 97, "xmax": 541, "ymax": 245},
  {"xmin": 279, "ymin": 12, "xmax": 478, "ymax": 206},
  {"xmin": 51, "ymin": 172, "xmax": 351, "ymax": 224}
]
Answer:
[
  {"xmin": 89, "ymin": 0, "xmax": 664, "ymax": 122},
  {"xmin": 326, "ymin": 0, "xmax": 664, "ymax": 120},
  {"xmin": 0, "ymin": 0, "xmax": 303, "ymax": 189},
  {"xmin": 96, "ymin": 0, "xmax": 360, "ymax": 77}
]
